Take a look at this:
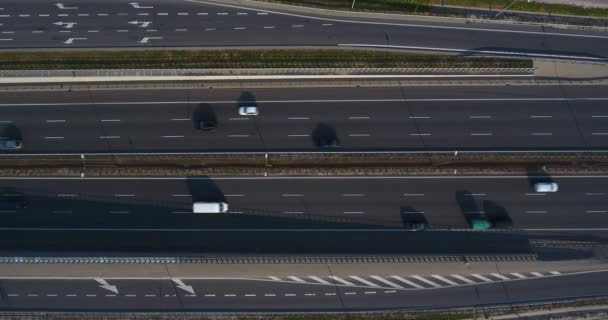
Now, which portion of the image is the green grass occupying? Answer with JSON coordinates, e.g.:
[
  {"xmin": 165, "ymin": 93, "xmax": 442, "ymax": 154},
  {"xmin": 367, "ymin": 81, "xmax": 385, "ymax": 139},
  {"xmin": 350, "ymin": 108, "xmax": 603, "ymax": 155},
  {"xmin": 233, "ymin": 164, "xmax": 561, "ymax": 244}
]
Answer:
[
  {"xmin": 255, "ymin": 0, "xmax": 608, "ymax": 18},
  {"xmin": 0, "ymin": 49, "xmax": 532, "ymax": 70}
]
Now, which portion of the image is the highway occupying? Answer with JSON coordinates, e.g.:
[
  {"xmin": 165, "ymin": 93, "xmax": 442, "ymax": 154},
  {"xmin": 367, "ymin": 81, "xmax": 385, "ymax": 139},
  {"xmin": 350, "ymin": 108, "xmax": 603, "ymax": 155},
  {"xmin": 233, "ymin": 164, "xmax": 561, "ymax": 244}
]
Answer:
[
  {"xmin": 0, "ymin": 270, "xmax": 607, "ymax": 311},
  {"xmin": 1, "ymin": 175, "xmax": 608, "ymax": 254},
  {"xmin": 0, "ymin": 0, "xmax": 606, "ymax": 60},
  {"xmin": 1, "ymin": 86, "xmax": 608, "ymax": 153}
]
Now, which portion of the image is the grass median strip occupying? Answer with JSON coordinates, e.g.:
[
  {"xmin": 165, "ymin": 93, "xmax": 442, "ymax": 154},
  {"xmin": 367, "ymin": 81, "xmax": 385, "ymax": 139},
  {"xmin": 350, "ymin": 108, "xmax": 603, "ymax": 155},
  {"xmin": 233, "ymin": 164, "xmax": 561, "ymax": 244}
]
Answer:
[
  {"xmin": 0, "ymin": 49, "xmax": 531, "ymax": 70},
  {"xmin": 254, "ymin": 0, "xmax": 608, "ymax": 18}
]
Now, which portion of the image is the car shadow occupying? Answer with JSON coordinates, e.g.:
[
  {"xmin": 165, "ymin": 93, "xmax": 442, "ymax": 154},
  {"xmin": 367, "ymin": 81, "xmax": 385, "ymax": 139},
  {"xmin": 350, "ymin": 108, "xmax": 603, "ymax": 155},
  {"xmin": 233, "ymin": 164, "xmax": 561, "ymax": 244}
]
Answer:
[
  {"xmin": 312, "ymin": 122, "xmax": 339, "ymax": 148},
  {"xmin": 191, "ymin": 103, "xmax": 218, "ymax": 131}
]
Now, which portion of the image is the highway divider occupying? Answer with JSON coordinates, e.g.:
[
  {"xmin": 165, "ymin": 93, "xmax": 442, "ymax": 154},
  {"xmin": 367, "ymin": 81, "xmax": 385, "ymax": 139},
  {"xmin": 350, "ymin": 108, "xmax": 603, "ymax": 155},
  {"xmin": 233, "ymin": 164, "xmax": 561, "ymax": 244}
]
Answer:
[
  {"xmin": 0, "ymin": 151, "xmax": 607, "ymax": 176},
  {"xmin": 0, "ymin": 49, "xmax": 534, "ymax": 84}
]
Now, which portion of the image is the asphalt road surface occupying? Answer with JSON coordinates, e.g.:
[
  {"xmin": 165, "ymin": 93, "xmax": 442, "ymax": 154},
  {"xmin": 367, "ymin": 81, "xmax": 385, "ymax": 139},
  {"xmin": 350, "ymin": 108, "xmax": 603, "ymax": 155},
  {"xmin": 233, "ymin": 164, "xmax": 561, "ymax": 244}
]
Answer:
[
  {"xmin": 0, "ymin": 270, "xmax": 606, "ymax": 311},
  {"xmin": 0, "ymin": 0, "xmax": 606, "ymax": 60},
  {"xmin": 1, "ymin": 86, "xmax": 607, "ymax": 153},
  {"xmin": 0, "ymin": 175, "xmax": 607, "ymax": 253}
]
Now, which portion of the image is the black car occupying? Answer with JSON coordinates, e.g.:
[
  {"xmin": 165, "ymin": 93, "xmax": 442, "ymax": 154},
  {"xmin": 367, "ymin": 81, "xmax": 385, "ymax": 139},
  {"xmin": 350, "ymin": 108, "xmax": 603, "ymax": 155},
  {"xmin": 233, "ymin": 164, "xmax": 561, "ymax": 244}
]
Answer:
[
  {"xmin": 198, "ymin": 121, "xmax": 218, "ymax": 131},
  {"xmin": 315, "ymin": 136, "xmax": 340, "ymax": 148}
]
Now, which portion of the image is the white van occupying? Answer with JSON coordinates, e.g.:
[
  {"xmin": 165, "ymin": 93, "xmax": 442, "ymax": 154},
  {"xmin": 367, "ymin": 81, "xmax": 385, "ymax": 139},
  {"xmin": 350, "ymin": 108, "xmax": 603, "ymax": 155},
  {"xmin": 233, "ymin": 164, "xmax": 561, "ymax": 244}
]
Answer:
[{"xmin": 192, "ymin": 202, "xmax": 229, "ymax": 213}]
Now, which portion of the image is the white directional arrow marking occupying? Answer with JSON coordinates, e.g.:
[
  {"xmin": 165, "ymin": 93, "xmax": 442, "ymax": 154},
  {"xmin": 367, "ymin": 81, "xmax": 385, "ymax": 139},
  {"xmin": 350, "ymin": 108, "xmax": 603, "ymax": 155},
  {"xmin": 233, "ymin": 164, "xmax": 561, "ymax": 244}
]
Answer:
[
  {"xmin": 138, "ymin": 37, "xmax": 162, "ymax": 44},
  {"xmin": 95, "ymin": 278, "xmax": 119, "ymax": 294},
  {"xmin": 63, "ymin": 37, "xmax": 87, "ymax": 44},
  {"xmin": 54, "ymin": 3, "xmax": 78, "ymax": 9},
  {"xmin": 130, "ymin": 2, "xmax": 153, "ymax": 9},
  {"xmin": 53, "ymin": 21, "xmax": 77, "ymax": 29},
  {"xmin": 128, "ymin": 20, "xmax": 152, "ymax": 28},
  {"xmin": 172, "ymin": 278, "xmax": 195, "ymax": 295}
]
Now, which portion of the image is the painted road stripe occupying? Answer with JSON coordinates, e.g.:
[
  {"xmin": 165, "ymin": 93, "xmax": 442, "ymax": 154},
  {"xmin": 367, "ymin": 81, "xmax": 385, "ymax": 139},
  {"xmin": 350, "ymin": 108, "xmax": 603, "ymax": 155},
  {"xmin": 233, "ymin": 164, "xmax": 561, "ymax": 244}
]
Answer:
[
  {"xmin": 350, "ymin": 276, "xmax": 380, "ymax": 287},
  {"xmin": 511, "ymin": 273, "xmax": 527, "ymax": 279},
  {"xmin": 451, "ymin": 274, "xmax": 477, "ymax": 284},
  {"xmin": 412, "ymin": 275, "xmax": 442, "ymax": 288},
  {"xmin": 431, "ymin": 275, "xmax": 459, "ymax": 286},
  {"xmin": 471, "ymin": 274, "xmax": 494, "ymax": 282},
  {"xmin": 370, "ymin": 275, "xmax": 404, "ymax": 289},
  {"xmin": 328, "ymin": 276, "xmax": 355, "ymax": 286},
  {"xmin": 531, "ymin": 272, "xmax": 544, "ymax": 277},
  {"xmin": 550, "ymin": 271, "xmax": 562, "ymax": 275},
  {"xmin": 287, "ymin": 276, "xmax": 306, "ymax": 283},
  {"xmin": 390, "ymin": 276, "xmax": 425, "ymax": 289},
  {"xmin": 268, "ymin": 276, "xmax": 281, "ymax": 281},
  {"xmin": 491, "ymin": 273, "xmax": 510, "ymax": 280},
  {"xmin": 308, "ymin": 276, "xmax": 331, "ymax": 284}
]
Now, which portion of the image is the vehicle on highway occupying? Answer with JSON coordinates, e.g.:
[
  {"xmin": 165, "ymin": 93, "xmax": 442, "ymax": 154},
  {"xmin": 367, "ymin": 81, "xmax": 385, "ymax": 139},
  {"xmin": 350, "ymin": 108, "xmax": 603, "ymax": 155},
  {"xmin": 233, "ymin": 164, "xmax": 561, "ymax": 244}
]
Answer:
[
  {"xmin": 192, "ymin": 201, "xmax": 229, "ymax": 213},
  {"xmin": 0, "ymin": 192, "xmax": 28, "ymax": 209},
  {"xmin": 470, "ymin": 219, "xmax": 492, "ymax": 230},
  {"xmin": 0, "ymin": 138, "xmax": 22, "ymax": 150},
  {"xmin": 238, "ymin": 106, "xmax": 259, "ymax": 116},
  {"xmin": 534, "ymin": 182, "xmax": 559, "ymax": 193},
  {"xmin": 197, "ymin": 120, "xmax": 218, "ymax": 131},
  {"xmin": 315, "ymin": 136, "xmax": 340, "ymax": 148}
]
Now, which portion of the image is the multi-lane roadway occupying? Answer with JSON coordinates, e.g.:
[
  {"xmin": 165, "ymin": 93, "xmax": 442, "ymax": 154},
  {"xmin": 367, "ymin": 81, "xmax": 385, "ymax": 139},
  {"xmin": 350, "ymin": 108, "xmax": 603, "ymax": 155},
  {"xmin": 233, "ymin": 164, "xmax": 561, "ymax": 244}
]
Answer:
[
  {"xmin": 1, "ymin": 86, "xmax": 608, "ymax": 153},
  {"xmin": 1, "ymin": 270, "xmax": 607, "ymax": 311},
  {"xmin": 0, "ymin": 0, "xmax": 607, "ymax": 60},
  {"xmin": 0, "ymin": 175, "xmax": 607, "ymax": 254}
]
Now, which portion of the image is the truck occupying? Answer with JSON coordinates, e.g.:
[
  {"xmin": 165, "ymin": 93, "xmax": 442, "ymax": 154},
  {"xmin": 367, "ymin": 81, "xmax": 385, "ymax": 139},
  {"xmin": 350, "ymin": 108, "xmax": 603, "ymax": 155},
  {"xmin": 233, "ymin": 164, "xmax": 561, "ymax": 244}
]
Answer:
[{"xmin": 192, "ymin": 202, "xmax": 229, "ymax": 213}]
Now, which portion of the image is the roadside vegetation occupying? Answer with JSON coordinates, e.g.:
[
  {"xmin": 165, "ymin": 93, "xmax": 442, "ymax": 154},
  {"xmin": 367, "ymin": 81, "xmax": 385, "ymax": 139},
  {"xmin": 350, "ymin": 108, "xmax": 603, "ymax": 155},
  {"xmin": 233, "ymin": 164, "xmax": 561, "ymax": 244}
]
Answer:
[
  {"xmin": 254, "ymin": 0, "xmax": 608, "ymax": 18},
  {"xmin": 0, "ymin": 49, "xmax": 531, "ymax": 70}
]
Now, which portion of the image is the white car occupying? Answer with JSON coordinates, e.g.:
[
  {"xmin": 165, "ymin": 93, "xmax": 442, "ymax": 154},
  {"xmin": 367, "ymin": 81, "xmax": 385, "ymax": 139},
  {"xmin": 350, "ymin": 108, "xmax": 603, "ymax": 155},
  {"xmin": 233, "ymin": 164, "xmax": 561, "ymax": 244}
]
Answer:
[
  {"xmin": 534, "ymin": 182, "xmax": 558, "ymax": 193},
  {"xmin": 238, "ymin": 106, "xmax": 258, "ymax": 116}
]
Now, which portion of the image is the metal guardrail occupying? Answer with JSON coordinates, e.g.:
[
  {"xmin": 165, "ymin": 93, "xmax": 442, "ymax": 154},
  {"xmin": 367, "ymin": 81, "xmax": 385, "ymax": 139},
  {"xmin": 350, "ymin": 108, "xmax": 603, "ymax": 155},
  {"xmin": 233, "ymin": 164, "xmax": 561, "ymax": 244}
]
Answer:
[
  {"xmin": 0, "ymin": 254, "xmax": 537, "ymax": 264},
  {"xmin": 2, "ymin": 150, "xmax": 608, "ymax": 156},
  {"xmin": 0, "ymin": 67, "xmax": 536, "ymax": 78}
]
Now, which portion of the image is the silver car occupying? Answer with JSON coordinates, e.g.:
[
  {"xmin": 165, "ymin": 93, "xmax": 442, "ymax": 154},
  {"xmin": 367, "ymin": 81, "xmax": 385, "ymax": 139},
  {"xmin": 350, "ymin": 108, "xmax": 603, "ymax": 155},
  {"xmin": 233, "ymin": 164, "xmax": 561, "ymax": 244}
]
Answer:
[
  {"xmin": 0, "ymin": 139, "xmax": 22, "ymax": 150},
  {"xmin": 534, "ymin": 182, "xmax": 558, "ymax": 193}
]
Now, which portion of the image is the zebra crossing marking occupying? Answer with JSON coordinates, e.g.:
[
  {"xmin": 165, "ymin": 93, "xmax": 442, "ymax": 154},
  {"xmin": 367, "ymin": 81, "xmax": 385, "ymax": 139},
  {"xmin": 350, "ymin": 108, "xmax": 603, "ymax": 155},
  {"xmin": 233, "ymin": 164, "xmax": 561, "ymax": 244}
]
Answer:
[
  {"xmin": 390, "ymin": 275, "xmax": 426, "ymax": 289},
  {"xmin": 451, "ymin": 274, "xmax": 477, "ymax": 284},
  {"xmin": 411, "ymin": 275, "xmax": 442, "ymax": 288},
  {"xmin": 350, "ymin": 276, "xmax": 380, "ymax": 287},
  {"xmin": 328, "ymin": 276, "xmax": 355, "ymax": 286},
  {"xmin": 431, "ymin": 275, "xmax": 459, "ymax": 286},
  {"xmin": 370, "ymin": 275, "xmax": 404, "ymax": 289},
  {"xmin": 308, "ymin": 276, "xmax": 332, "ymax": 284},
  {"xmin": 471, "ymin": 274, "xmax": 493, "ymax": 282},
  {"xmin": 491, "ymin": 273, "xmax": 510, "ymax": 280},
  {"xmin": 287, "ymin": 276, "xmax": 306, "ymax": 283}
]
